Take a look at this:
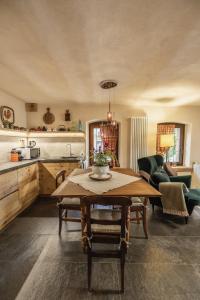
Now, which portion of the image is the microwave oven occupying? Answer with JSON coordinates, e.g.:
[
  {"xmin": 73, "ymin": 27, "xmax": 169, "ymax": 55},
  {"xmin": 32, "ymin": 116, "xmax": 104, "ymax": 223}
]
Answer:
[{"xmin": 15, "ymin": 147, "xmax": 40, "ymax": 160}]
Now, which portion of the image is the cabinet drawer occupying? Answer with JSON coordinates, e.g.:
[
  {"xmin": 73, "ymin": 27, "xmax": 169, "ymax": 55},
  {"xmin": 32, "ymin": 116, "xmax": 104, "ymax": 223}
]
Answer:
[
  {"xmin": 0, "ymin": 191, "xmax": 21, "ymax": 229},
  {"xmin": 0, "ymin": 170, "xmax": 18, "ymax": 200}
]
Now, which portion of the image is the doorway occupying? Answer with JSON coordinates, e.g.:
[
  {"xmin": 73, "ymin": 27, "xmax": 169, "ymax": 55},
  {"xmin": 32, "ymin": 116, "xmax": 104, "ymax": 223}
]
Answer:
[{"xmin": 89, "ymin": 121, "xmax": 119, "ymax": 166}]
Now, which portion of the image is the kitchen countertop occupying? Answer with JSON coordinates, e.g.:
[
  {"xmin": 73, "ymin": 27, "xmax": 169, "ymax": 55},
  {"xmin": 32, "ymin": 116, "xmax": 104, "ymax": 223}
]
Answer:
[{"xmin": 0, "ymin": 157, "xmax": 83, "ymax": 175}]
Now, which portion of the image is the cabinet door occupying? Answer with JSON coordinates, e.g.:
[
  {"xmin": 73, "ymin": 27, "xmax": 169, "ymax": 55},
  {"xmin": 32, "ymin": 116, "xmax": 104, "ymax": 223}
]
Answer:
[
  {"xmin": 18, "ymin": 164, "xmax": 39, "ymax": 206},
  {"xmin": 39, "ymin": 162, "xmax": 80, "ymax": 195},
  {"xmin": 0, "ymin": 170, "xmax": 18, "ymax": 200},
  {"xmin": 0, "ymin": 191, "xmax": 20, "ymax": 230}
]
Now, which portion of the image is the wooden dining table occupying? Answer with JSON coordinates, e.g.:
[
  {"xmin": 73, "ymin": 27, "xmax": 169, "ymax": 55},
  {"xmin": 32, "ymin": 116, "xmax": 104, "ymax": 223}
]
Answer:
[
  {"xmin": 52, "ymin": 167, "xmax": 161, "ymax": 242},
  {"xmin": 52, "ymin": 167, "xmax": 161, "ymax": 199}
]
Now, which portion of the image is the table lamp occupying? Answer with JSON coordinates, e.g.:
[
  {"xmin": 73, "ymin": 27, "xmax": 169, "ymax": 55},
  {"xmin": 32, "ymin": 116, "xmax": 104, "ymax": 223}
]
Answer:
[{"xmin": 160, "ymin": 134, "xmax": 175, "ymax": 162}]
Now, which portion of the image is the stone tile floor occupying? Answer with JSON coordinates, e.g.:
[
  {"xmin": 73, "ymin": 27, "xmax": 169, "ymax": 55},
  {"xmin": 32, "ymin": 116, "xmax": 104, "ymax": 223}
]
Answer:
[{"xmin": 1, "ymin": 197, "xmax": 200, "ymax": 300}]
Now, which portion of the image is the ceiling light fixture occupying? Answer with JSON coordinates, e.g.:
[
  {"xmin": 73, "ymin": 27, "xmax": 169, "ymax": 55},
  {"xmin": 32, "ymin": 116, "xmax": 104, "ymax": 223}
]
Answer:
[{"xmin": 99, "ymin": 80, "xmax": 118, "ymax": 125}]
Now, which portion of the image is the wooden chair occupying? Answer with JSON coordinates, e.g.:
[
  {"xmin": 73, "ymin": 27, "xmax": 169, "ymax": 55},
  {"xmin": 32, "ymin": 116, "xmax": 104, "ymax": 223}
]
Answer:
[
  {"xmin": 56, "ymin": 170, "xmax": 81, "ymax": 235},
  {"xmin": 130, "ymin": 197, "xmax": 148, "ymax": 239},
  {"xmin": 81, "ymin": 196, "xmax": 132, "ymax": 293}
]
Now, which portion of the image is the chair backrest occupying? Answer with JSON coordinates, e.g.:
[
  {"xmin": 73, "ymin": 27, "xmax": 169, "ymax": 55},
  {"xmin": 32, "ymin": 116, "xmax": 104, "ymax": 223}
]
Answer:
[
  {"xmin": 81, "ymin": 196, "xmax": 132, "ymax": 243},
  {"xmin": 55, "ymin": 170, "xmax": 66, "ymax": 188},
  {"xmin": 138, "ymin": 154, "xmax": 164, "ymax": 175}
]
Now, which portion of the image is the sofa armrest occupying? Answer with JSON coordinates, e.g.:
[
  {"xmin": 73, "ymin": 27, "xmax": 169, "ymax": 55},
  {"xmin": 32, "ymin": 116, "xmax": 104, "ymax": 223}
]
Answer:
[
  {"xmin": 170, "ymin": 175, "xmax": 192, "ymax": 188},
  {"xmin": 139, "ymin": 170, "xmax": 150, "ymax": 182}
]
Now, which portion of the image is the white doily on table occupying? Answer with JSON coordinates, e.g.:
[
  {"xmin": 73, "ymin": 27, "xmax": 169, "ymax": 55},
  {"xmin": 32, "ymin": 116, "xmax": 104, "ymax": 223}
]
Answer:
[{"xmin": 69, "ymin": 170, "xmax": 140, "ymax": 194}]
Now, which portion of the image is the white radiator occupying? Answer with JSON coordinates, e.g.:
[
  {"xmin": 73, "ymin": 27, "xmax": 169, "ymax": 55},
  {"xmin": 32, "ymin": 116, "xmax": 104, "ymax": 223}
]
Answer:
[
  {"xmin": 130, "ymin": 116, "xmax": 148, "ymax": 171},
  {"xmin": 192, "ymin": 163, "xmax": 200, "ymax": 188}
]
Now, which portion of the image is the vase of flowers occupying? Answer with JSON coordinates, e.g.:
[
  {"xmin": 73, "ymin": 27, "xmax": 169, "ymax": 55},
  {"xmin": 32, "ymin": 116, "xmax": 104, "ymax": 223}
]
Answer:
[{"xmin": 90, "ymin": 149, "xmax": 112, "ymax": 177}]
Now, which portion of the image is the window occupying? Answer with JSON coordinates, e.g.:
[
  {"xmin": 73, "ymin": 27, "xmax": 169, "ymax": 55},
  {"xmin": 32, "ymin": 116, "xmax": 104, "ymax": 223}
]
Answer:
[
  {"xmin": 93, "ymin": 127, "xmax": 103, "ymax": 152},
  {"xmin": 157, "ymin": 123, "xmax": 185, "ymax": 165}
]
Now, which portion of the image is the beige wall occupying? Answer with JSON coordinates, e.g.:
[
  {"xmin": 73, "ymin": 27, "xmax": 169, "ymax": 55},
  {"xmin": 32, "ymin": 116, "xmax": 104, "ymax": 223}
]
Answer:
[
  {"xmin": 0, "ymin": 91, "xmax": 27, "ymax": 162},
  {"xmin": 27, "ymin": 103, "xmax": 200, "ymax": 167},
  {"xmin": 0, "ymin": 92, "xmax": 198, "ymax": 166},
  {"xmin": 0, "ymin": 91, "xmax": 27, "ymax": 127}
]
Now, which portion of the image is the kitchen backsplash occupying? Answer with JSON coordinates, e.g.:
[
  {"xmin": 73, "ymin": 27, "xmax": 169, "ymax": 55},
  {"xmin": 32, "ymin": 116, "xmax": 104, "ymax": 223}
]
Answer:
[
  {"xmin": 0, "ymin": 137, "xmax": 23, "ymax": 162},
  {"xmin": 0, "ymin": 136, "xmax": 85, "ymax": 163},
  {"xmin": 33, "ymin": 139, "xmax": 85, "ymax": 158}
]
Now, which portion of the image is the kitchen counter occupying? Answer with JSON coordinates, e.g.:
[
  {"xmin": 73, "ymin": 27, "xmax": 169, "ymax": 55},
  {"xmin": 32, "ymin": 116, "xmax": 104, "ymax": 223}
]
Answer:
[
  {"xmin": 0, "ymin": 157, "xmax": 83, "ymax": 175},
  {"xmin": 0, "ymin": 156, "xmax": 83, "ymax": 230}
]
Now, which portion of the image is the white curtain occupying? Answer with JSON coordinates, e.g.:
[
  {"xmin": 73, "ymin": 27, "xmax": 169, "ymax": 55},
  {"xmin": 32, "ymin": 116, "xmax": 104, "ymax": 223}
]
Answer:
[{"xmin": 129, "ymin": 116, "xmax": 148, "ymax": 171}]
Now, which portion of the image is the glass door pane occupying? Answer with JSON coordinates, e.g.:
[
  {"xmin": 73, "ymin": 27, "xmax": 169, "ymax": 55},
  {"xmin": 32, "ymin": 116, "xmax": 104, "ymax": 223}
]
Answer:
[{"xmin": 93, "ymin": 128, "xmax": 103, "ymax": 152}]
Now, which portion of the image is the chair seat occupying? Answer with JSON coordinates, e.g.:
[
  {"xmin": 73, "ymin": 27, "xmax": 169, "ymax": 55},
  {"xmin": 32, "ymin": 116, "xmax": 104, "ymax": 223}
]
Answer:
[
  {"xmin": 91, "ymin": 209, "xmax": 121, "ymax": 233},
  {"xmin": 59, "ymin": 197, "xmax": 80, "ymax": 206},
  {"xmin": 131, "ymin": 197, "xmax": 144, "ymax": 206}
]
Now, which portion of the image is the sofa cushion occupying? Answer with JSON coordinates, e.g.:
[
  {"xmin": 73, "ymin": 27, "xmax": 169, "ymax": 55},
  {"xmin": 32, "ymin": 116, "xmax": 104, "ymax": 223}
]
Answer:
[
  {"xmin": 157, "ymin": 166, "xmax": 168, "ymax": 174},
  {"xmin": 148, "ymin": 157, "xmax": 158, "ymax": 174},
  {"xmin": 151, "ymin": 171, "xmax": 170, "ymax": 186}
]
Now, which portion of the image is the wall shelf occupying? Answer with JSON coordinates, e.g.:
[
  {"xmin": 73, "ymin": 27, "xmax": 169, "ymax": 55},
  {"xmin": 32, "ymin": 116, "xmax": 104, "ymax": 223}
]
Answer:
[
  {"xmin": 0, "ymin": 129, "xmax": 27, "ymax": 138},
  {"xmin": 0, "ymin": 129, "xmax": 85, "ymax": 139},
  {"xmin": 28, "ymin": 131, "xmax": 85, "ymax": 139}
]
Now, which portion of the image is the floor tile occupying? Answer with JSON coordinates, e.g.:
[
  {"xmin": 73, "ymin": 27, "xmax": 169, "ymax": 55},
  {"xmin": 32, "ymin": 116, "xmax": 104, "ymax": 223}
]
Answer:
[
  {"xmin": 1, "ymin": 199, "xmax": 200, "ymax": 299},
  {"xmin": 120, "ymin": 263, "xmax": 200, "ymax": 300}
]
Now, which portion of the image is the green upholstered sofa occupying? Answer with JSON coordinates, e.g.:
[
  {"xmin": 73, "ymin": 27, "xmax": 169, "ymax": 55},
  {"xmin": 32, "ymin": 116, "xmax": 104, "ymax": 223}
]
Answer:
[{"xmin": 138, "ymin": 155, "xmax": 200, "ymax": 217}]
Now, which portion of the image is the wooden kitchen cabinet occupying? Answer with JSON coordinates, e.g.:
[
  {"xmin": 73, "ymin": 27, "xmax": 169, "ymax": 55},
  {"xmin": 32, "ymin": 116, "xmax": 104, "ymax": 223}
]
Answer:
[
  {"xmin": 0, "ymin": 191, "xmax": 21, "ymax": 230},
  {"xmin": 0, "ymin": 164, "xmax": 39, "ymax": 230},
  {"xmin": 0, "ymin": 170, "xmax": 20, "ymax": 230},
  {"xmin": 39, "ymin": 162, "xmax": 80, "ymax": 195},
  {"xmin": 0, "ymin": 161, "xmax": 80, "ymax": 230},
  {"xmin": 18, "ymin": 163, "xmax": 39, "ymax": 206},
  {"xmin": 0, "ymin": 169, "xmax": 18, "ymax": 200}
]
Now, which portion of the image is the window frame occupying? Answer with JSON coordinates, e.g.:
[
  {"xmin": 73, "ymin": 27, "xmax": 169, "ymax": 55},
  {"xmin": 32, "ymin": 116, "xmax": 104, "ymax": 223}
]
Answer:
[{"xmin": 157, "ymin": 122, "xmax": 185, "ymax": 165}]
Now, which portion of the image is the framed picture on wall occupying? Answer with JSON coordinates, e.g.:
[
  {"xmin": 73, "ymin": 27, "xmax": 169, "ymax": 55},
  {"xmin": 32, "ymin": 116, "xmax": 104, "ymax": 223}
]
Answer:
[{"xmin": 0, "ymin": 106, "xmax": 15, "ymax": 125}]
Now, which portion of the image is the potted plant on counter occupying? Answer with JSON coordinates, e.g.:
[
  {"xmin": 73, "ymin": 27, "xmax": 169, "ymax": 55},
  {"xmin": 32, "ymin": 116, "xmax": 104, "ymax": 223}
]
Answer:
[{"xmin": 90, "ymin": 149, "xmax": 113, "ymax": 177}]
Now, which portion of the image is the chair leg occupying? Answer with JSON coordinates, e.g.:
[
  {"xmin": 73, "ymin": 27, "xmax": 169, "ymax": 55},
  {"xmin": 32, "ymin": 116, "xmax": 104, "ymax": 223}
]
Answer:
[
  {"xmin": 142, "ymin": 206, "xmax": 148, "ymax": 239},
  {"xmin": 185, "ymin": 216, "xmax": 188, "ymax": 224},
  {"xmin": 88, "ymin": 251, "xmax": 92, "ymax": 292},
  {"xmin": 136, "ymin": 210, "xmax": 140, "ymax": 224},
  {"xmin": 120, "ymin": 251, "xmax": 125, "ymax": 293},
  {"xmin": 65, "ymin": 209, "xmax": 68, "ymax": 218},
  {"xmin": 59, "ymin": 207, "xmax": 62, "ymax": 235}
]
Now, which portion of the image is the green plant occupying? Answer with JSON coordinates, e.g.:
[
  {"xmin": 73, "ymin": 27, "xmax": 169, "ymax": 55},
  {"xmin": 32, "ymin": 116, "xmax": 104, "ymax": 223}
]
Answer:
[{"xmin": 90, "ymin": 149, "xmax": 113, "ymax": 167}]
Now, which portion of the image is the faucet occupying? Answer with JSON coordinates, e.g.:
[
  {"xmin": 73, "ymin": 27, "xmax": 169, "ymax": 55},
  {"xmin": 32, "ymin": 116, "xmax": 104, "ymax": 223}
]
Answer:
[{"xmin": 66, "ymin": 144, "xmax": 72, "ymax": 157}]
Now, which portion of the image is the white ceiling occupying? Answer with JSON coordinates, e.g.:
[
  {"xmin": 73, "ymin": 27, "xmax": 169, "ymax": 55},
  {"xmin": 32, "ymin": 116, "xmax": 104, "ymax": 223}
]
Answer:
[{"xmin": 1, "ymin": 0, "xmax": 200, "ymax": 106}]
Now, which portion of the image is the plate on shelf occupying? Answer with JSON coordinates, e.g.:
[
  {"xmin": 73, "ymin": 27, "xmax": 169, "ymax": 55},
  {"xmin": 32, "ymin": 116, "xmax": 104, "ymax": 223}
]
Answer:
[{"xmin": 88, "ymin": 172, "xmax": 112, "ymax": 181}]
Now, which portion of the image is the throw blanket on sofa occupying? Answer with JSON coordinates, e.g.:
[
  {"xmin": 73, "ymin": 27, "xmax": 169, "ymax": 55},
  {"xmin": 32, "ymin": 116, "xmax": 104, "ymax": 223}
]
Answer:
[{"xmin": 159, "ymin": 182, "xmax": 189, "ymax": 217}]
